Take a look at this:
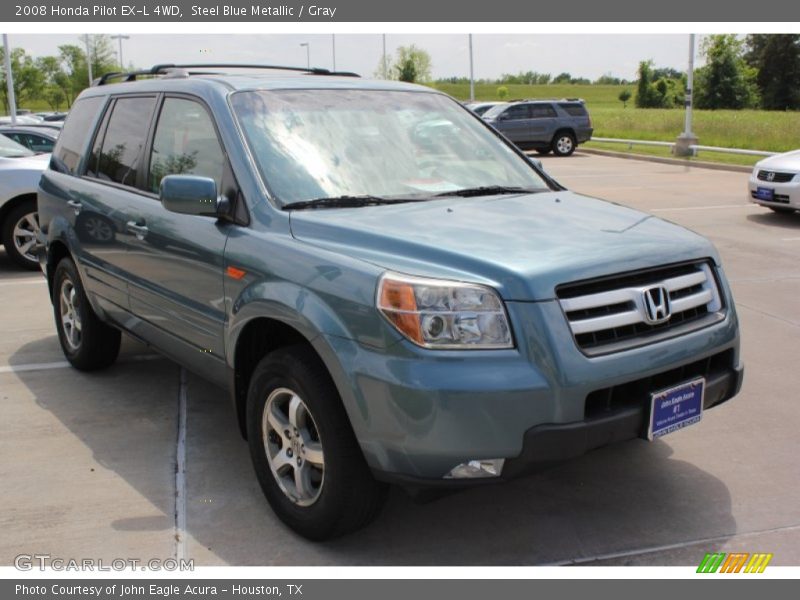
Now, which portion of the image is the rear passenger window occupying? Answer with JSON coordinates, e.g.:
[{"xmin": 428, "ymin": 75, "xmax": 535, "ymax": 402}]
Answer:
[
  {"xmin": 52, "ymin": 96, "xmax": 104, "ymax": 175},
  {"xmin": 502, "ymin": 105, "xmax": 531, "ymax": 121},
  {"xmin": 531, "ymin": 104, "xmax": 558, "ymax": 118},
  {"xmin": 148, "ymin": 98, "xmax": 225, "ymax": 193},
  {"xmin": 91, "ymin": 96, "xmax": 157, "ymax": 187},
  {"xmin": 558, "ymin": 103, "xmax": 588, "ymax": 116}
]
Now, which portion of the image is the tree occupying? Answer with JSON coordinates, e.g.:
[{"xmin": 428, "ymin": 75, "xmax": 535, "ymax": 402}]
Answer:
[
  {"xmin": 552, "ymin": 72, "xmax": 572, "ymax": 84},
  {"xmin": 377, "ymin": 45, "xmax": 432, "ymax": 83},
  {"xmin": 0, "ymin": 47, "xmax": 44, "ymax": 113},
  {"xmin": 618, "ymin": 89, "xmax": 632, "ymax": 108},
  {"xmin": 496, "ymin": 86, "xmax": 508, "ymax": 100},
  {"xmin": 746, "ymin": 34, "xmax": 800, "ymax": 110},
  {"xmin": 694, "ymin": 34, "xmax": 759, "ymax": 109},
  {"xmin": 635, "ymin": 60, "xmax": 684, "ymax": 108}
]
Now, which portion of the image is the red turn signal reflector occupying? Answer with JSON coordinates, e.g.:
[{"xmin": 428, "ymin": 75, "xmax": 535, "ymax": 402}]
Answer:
[{"xmin": 226, "ymin": 266, "xmax": 247, "ymax": 280}]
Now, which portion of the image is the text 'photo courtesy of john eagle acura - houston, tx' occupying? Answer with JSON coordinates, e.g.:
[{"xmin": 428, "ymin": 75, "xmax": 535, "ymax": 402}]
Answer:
[{"xmin": 35, "ymin": 63, "xmax": 742, "ymax": 540}]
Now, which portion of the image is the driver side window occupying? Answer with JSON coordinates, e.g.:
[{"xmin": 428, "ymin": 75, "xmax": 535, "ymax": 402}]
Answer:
[{"xmin": 149, "ymin": 97, "xmax": 226, "ymax": 194}]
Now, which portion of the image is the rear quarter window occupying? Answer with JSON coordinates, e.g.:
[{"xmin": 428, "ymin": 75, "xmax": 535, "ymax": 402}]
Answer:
[
  {"xmin": 558, "ymin": 103, "xmax": 588, "ymax": 117},
  {"xmin": 52, "ymin": 96, "xmax": 105, "ymax": 175}
]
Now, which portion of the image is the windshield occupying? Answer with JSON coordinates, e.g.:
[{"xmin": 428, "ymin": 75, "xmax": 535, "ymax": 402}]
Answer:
[
  {"xmin": 481, "ymin": 103, "xmax": 510, "ymax": 120},
  {"xmin": 230, "ymin": 89, "xmax": 550, "ymax": 205},
  {"xmin": 0, "ymin": 134, "xmax": 35, "ymax": 158}
]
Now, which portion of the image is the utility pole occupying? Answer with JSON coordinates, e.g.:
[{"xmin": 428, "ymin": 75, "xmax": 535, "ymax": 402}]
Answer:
[
  {"xmin": 3, "ymin": 34, "xmax": 17, "ymax": 123},
  {"xmin": 468, "ymin": 34, "xmax": 475, "ymax": 102},
  {"xmin": 675, "ymin": 33, "xmax": 698, "ymax": 157},
  {"xmin": 300, "ymin": 42, "xmax": 310, "ymax": 69},
  {"xmin": 111, "ymin": 34, "xmax": 129, "ymax": 71},
  {"xmin": 382, "ymin": 34, "xmax": 387, "ymax": 79},
  {"xmin": 81, "ymin": 34, "xmax": 93, "ymax": 85}
]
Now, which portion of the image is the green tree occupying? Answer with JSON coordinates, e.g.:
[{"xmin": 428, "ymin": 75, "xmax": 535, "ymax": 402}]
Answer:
[
  {"xmin": 496, "ymin": 85, "xmax": 509, "ymax": 100},
  {"xmin": 0, "ymin": 47, "xmax": 44, "ymax": 113},
  {"xmin": 635, "ymin": 60, "xmax": 684, "ymax": 108},
  {"xmin": 694, "ymin": 34, "xmax": 759, "ymax": 109},
  {"xmin": 746, "ymin": 34, "xmax": 800, "ymax": 110},
  {"xmin": 377, "ymin": 45, "xmax": 432, "ymax": 83},
  {"xmin": 618, "ymin": 89, "xmax": 632, "ymax": 108},
  {"xmin": 552, "ymin": 72, "xmax": 572, "ymax": 84}
]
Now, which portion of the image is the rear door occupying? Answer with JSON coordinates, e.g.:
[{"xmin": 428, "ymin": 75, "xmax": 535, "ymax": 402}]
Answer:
[
  {"xmin": 529, "ymin": 103, "xmax": 559, "ymax": 144},
  {"xmin": 124, "ymin": 95, "xmax": 232, "ymax": 372},
  {"xmin": 495, "ymin": 104, "xmax": 532, "ymax": 144}
]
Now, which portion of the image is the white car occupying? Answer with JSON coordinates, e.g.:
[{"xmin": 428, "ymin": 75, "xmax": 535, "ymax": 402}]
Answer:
[
  {"xmin": 749, "ymin": 150, "xmax": 800, "ymax": 214},
  {"xmin": 0, "ymin": 135, "xmax": 50, "ymax": 269}
]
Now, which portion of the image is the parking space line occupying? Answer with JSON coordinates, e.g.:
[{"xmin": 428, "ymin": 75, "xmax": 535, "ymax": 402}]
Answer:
[
  {"xmin": 0, "ymin": 279, "xmax": 47, "ymax": 286},
  {"xmin": 781, "ymin": 237, "xmax": 800, "ymax": 242},
  {"xmin": 175, "ymin": 368, "xmax": 188, "ymax": 562},
  {"xmin": 651, "ymin": 204, "xmax": 754, "ymax": 212},
  {"xmin": 0, "ymin": 354, "xmax": 163, "ymax": 374}
]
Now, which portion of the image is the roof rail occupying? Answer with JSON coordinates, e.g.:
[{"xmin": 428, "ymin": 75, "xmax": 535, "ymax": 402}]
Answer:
[
  {"xmin": 506, "ymin": 97, "xmax": 586, "ymax": 103},
  {"xmin": 94, "ymin": 63, "xmax": 360, "ymax": 86}
]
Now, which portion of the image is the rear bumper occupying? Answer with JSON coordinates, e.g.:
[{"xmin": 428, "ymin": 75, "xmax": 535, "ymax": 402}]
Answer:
[
  {"xmin": 576, "ymin": 128, "xmax": 593, "ymax": 144},
  {"xmin": 376, "ymin": 363, "xmax": 743, "ymax": 490}
]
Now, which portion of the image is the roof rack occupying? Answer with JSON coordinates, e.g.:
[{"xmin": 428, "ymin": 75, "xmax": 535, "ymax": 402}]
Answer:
[{"xmin": 95, "ymin": 63, "xmax": 360, "ymax": 86}]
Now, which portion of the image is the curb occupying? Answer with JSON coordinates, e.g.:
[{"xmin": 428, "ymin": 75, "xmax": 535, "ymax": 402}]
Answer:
[{"xmin": 575, "ymin": 147, "xmax": 754, "ymax": 173}]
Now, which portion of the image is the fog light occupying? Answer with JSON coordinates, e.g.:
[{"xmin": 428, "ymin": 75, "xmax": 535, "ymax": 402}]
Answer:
[{"xmin": 444, "ymin": 459, "xmax": 505, "ymax": 479}]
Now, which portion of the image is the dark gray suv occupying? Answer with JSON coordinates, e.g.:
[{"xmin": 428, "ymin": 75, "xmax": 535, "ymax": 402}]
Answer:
[{"xmin": 482, "ymin": 99, "xmax": 593, "ymax": 156}]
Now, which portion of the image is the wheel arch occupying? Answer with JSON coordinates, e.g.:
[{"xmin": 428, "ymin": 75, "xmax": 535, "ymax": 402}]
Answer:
[{"xmin": 0, "ymin": 192, "xmax": 37, "ymax": 237}]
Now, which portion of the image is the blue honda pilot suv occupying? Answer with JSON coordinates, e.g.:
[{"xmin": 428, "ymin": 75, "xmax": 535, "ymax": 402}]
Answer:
[{"xmin": 37, "ymin": 64, "xmax": 743, "ymax": 540}]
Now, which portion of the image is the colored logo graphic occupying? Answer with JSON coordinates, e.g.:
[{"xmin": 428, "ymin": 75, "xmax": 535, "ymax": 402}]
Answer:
[{"xmin": 697, "ymin": 552, "xmax": 773, "ymax": 573}]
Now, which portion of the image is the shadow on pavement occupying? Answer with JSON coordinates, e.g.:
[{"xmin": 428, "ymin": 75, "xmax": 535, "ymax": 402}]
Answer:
[
  {"xmin": 746, "ymin": 211, "xmax": 800, "ymax": 230},
  {"xmin": 8, "ymin": 333, "xmax": 739, "ymax": 565}
]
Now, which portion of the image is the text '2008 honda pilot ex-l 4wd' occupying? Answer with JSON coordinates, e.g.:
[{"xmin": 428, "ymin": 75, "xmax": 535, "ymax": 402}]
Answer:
[{"xmin": 37, "ymin": 64, "xmax": 743, "ymax": 540}]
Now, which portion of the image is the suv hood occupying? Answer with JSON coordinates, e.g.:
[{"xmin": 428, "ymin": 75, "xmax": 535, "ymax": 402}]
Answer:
[{"xmin": 289, "ymin": 191, "xmax": 718, "ymax": 301}]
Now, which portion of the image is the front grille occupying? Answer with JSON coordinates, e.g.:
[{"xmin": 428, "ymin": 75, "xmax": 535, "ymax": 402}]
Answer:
[
  {"xmin": 757, "ymin": 170, "xmax": 796, "ymax": 183},
  {"xmin": 557, "ymin": 261, "xmax": 724, "ymax": 355},
  {"xmin": 584, "ymin": 349, "xmax": 734, "ymax": 420}
]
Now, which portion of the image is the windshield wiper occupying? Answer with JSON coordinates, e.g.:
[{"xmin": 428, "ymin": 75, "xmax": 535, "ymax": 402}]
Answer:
[
  {"xmin": 434, "ymin": 186, "xmax": 544, "ymax": 198},
  {"xmin": 282, "ymin": 195, "xmax": 431, "ymax": 211}
]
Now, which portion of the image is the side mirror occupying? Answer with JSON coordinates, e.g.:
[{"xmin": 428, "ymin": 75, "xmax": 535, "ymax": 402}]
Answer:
[
  {"xmin": 528, "ymin": 156, "xmax": 543, "ymax": 170},
  {"xmin": 160, "ymin": 175, "xmax": 228, "ymax": 217}
]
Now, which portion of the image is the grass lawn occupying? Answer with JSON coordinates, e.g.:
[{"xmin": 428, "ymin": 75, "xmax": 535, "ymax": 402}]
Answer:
[{"xmin": 432, "ymin": 82, "xmax": 800, "ymax": 156}]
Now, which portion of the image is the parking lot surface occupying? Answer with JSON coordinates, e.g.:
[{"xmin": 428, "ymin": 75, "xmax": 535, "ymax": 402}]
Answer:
[{"xmin": 1, "ymin": 153, "xmax": 798, "ymax": 566}]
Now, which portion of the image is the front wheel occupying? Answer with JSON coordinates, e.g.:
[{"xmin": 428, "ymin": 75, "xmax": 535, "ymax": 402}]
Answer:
[
  {"xmin": 246, "ymin": 345, "xmax": 387, "ymax": 540},
  {"xmin": 551, "ymin": 132, "xmax": 577, "ymax": 157},
  {"xmin": 53, "ymin": 258, "xmax": 121, "ymax": 370},
  {"xmin": 2, "ymin": 199, "xmax": 40, "ymax": 270}
]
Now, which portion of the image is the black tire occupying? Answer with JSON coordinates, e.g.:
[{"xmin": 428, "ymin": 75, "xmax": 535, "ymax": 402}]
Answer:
[
  {"xmin": 1, "ymin": 198, "xmax": 40, "ymax": 270},
  {"xmin": 768, "ymin": 206, "xmax": 796, "ymax": 214},
  {"xmin": 535, "ymin": 148, "xmax": 551, "ymax": 155},
  {"xmin": 551, "ymin": 131, "xmax": 577, "ymax": 157},
  {"xmin": 246, "ymin": 345, "xmax": 388, "ymax": 540},
  {"xmin": 53, "ymin": 257, "xmax": 121, "ymax": 371}
]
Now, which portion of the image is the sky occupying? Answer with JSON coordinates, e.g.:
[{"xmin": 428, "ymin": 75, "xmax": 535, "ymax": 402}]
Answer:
[{"xmin": 6, "ymin": 33, "xmax": 706, "ymax": 81}]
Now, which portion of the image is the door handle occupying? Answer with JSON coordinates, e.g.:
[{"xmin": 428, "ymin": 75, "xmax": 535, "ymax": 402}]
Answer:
[{"xmin": 126, "ymin": 220, "xmax": 149, "ymax": 239}]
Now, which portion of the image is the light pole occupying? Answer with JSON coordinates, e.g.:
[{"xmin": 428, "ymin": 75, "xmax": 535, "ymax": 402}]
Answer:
[
  {"xmin": 382, "ymin": 34, "xmax": 387, "ymax": 79},
  {"xmin": 110, "ymin": 34, "xmax": 129, "ymax": 71},
  {"xmin": 300, "ymin": 42, "xmax": 310, "ymax": 69},
  {"xmin": 675, "ymin": 34, "xmax": 698, "ymax": 157},
  {"xmin": 3, "ymin": 34, "xmax": 17, "ymax": 123},
  {"xmin": 468, "ymin": 34, "xmax": 475, "ymax": 102},
  {"xmin": 331, "ymin": 34, "xmax": 336, "ymax": 71},
  {"xmin": 80, "ymin": 34, "xmax": 93, "ymax": 85}
]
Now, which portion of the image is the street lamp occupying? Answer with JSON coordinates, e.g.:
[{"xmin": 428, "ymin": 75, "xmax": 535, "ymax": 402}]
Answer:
[
  {"xmin": 675, "ymin": 34, "xmax": 698, "ymax": 157},
  {"xmin": 80, "ymin": 34, "xmax": 93, "ymax": 85},
  {"xmin": 331, "ymin": 34, "xmax": 336, "ymax": 71},
  {"xmin": 300, "ymin": 42, "xmax": 310, "ymax": 69},
  {"xmin": 110, "ymin": 34, "xmax": 130, "ymax": 71}
]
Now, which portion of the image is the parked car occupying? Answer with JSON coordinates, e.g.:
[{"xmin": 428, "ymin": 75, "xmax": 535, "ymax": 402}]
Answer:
[
  {"xmin": 748, "ymin": 150, "xmax": 800, "ymax": 214},
  {"xmin": 482, "ymin": 99, "xmax": 593, "ymax": 156},
  {"xmin": 0, "ymin": 124, "xmax": 60, "ymax": 153},
  {"xmin": 465, "ymin": 101, "xmax": 506, "ymax": 116},
  {"xmin": 38, "ymin": 64, "xmax": 742, "ymax": 540},
  {"xmin": 0, "ymin": 135, "xmax": 49, "ymax": 269}
]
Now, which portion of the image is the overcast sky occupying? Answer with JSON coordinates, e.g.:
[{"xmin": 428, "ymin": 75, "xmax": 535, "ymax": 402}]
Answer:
[{"xmin": 7, "ymin": 33, "xmax": 705, "ymax": 80}]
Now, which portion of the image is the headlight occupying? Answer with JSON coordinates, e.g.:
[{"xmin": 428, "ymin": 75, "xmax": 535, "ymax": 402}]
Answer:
[{"xmin": 377, "ymin": 273, "xmax": 513, "ymax": 349}]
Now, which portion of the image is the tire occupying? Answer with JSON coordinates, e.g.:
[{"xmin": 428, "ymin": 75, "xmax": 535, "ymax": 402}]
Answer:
[
  {"xmin": 53, "ymin": 257, "xmax": 121, "ymax": 371},
  {"xmin": 246, "ymin": 345, "xmax": 388, "ymax": 540},
  {"xmin": 768, "ymin": 206, "xmax": 796, "ymax": 214},
  {"xmin": 551, "ymin": 131, "xmax": 577, "ymax": 157},
  {"xmin": 535, "ymin": 148, "xmax": 551, "ymax": 155},
  {"xmin": 2, "ymin": 198, "xmax": 40, "ymax": 270}
]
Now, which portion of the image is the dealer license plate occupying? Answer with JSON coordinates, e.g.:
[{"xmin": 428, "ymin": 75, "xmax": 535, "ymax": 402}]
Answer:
[{"xmin": 648, "ymin": 377, "xmax": 705, "ymax": 440}]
